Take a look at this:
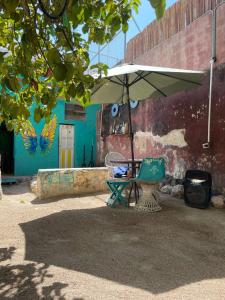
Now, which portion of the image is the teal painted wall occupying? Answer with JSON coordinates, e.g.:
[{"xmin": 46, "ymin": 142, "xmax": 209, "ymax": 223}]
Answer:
[{"xmin": 14, "ymin": 101, "xmax": 100, "ymax": 176}]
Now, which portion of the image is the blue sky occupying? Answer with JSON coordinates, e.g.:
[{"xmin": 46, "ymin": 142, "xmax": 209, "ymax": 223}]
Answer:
[
  {"xmin": 127, "ymin": 0, "xmax": 177, "ymax": 41},
  {"xmin": 89, "ymin": 0, "xmax": 177, "ymax": 66}
]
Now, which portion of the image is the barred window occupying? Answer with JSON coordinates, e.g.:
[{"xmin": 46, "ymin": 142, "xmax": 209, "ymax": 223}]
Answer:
[{"xmin": 65, "ymin": 103, "xmax": 86, "ymax": 120}]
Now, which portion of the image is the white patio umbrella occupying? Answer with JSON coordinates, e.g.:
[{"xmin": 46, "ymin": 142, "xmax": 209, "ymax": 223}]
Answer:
[{"xmin": 91, "ymin": 64, "xmax": 205, "ymax": 175}]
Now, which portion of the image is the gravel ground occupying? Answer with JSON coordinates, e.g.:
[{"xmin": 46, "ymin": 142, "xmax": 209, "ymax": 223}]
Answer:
[{"xmin": 1, "ymin": 182, "xmax": 225, "ymax": 300}]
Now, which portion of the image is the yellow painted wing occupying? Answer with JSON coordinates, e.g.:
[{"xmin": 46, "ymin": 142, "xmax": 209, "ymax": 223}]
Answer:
[
  {"xmin": 39, "ymin": 115, "xmax": 57, "ymax": 153},
  {"xmin": 21, "ymin": 121, "xmax": 38, "ymax": 154}
]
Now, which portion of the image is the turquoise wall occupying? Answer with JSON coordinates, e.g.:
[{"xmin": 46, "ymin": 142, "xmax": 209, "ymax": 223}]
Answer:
[{"xmin": 14, "ymin": 101, "xmax": 100, "ymax": 176}]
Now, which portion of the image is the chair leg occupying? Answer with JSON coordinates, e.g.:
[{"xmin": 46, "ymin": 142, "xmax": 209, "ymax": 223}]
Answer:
[
  {"xmin": 127, "ymin": 182, "xmax": 139, "ymax": 206},
  {"xmin": 137, "ymin": 183, "xmax": 140, "ymax": 199},
  {"xmin": 134, "ymin": 182, "xmax": 138, "ymax": 204}
]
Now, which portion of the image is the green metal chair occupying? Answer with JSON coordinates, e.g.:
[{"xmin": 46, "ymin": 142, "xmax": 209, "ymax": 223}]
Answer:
[
  {"xmin": 135, "ymin": 157, "xmax": 165, "ymax": 182},
  {"xmin": 132, "ymin": 157, "xmax": 166, "ymax": 212},
  {"xmin": 106, "ymin": 157, "xmax": 165, "ymax": 208}
]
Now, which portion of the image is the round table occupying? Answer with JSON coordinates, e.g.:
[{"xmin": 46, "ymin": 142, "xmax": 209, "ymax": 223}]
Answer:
[
  {"xmin": 110, "ymin": 159, "xmax": 143, "ymax": 176},
  {"xmin": 135, "ymin": 181, "xmax": 162, "ymax": 212}
]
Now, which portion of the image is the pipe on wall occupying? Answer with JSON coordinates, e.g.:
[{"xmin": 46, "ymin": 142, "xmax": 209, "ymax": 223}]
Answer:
[{"xmin": 203, "ymin": 1, "xmax": 225, "ymax": 149}]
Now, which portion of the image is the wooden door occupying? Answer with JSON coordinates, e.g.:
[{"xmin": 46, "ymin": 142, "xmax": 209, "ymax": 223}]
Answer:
[{"xmin": 59, "ymin": 125, "xmax": 74, "ymax": 168}]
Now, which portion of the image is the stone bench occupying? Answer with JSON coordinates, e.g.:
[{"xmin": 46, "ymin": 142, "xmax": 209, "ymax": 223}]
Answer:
[{"xmin": 36, "ymin": 167, "xmax": 109, "ymax": 200}]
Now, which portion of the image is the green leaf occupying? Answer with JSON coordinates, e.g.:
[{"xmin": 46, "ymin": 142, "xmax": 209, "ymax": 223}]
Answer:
[
  {"xmin": 149, "ymin": 0, "xmax": 166, "ymax": 19},
  {"xmin": 53, "ymin": 63, "xmax": 67, "ymax": 82},
  {"xmin": 47, "ymin": 48, "xmax": 62, "ymax": 66},
  {"xmin": 76, "ymin": 82, "xmax": 85, "ymax": 98},
  {"xmin": 0, "ymin": 52, "xmax": 5, "ymax": 63},
  {"xmin": 10, "ymin": 12, "xmax": 21, "ymax": 22},
  {"xmin": 122, "ymin": 23, "xmax": 129, "ymax": 33},
  {"xmin": 3, "ymin": 76, "xmax": 20, "ymax": 92},
  {"xmin": 65, "ymin": 63, "xmax": 74, "ymax": 82},
  {"xmin": 41, "ymin": 93, "xmax": 50, "ymax": 105},
  {"xmin": 67, "ymin": 84, "xmax": 76, "ymax": 98},
  {"xmin": 63, "ymin": 12, "xmax": 70, "ymax": 29},
  {"xmin": 3, "ymin": 0, "xmax": 19, "ymax": 13},
  {"xmin": 34, "ymin": 107, "xmax": 42, "ymax": 123}
]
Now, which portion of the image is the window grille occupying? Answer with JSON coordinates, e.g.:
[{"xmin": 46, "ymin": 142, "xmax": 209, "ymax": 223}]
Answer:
[{"xmin": 65, "ymin": 103, "xmax": 86, "ymax": 120}]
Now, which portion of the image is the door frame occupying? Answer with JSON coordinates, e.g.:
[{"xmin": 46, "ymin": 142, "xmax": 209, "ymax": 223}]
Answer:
[{"xmin": 58, "ymin": 123, "xmax": 75, "ymax": 168}]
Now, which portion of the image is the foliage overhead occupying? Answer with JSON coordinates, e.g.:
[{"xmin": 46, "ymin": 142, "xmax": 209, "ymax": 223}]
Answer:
[
  {"xmin": 148, "ymin": 0, "xmax": 166, "ymax": 19},
  {"xmin": 0, "ymin": 0, "xmax": 165, "ymax": 131}
]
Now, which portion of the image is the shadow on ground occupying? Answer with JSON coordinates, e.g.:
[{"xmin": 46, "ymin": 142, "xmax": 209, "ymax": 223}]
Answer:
[
  {"xmin": 0, "ymin": 247, "xmax": 69, "ymax": 299},
  {"xmin": 31, "ymin": 192, "xmax": 109, "ymax": 205},
  {"xmin": 19, "ymin": 200, "xmax": 225, "ymax": 294},
  {"xmin": 2, "ymin": 182, "xmax": 32, "ymax": 196},
  {"xmin": 0, "ymin": 247, "xmax": 16, "ymax": 262}
]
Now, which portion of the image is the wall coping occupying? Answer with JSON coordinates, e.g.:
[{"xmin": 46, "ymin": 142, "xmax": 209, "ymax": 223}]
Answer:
[{"xmin": 38, "ymin": 167, "xmax": 107, "ymax": 172}]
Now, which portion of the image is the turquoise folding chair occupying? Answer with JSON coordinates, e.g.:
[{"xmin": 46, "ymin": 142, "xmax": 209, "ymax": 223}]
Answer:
[{"xmin": 106, "ymin": 179, "xmax": 130, "ymax": 208}]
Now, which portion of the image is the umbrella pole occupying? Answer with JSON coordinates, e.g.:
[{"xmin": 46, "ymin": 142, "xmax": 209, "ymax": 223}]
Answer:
[{"xmin": 125, "ymin": 78, "xmax": 135, "ymax": 177}]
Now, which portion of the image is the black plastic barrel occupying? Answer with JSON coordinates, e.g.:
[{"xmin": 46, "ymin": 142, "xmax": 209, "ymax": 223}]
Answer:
[{"xmin": 183, "ymin": 170, "xmax": 212, "ymax": 209}]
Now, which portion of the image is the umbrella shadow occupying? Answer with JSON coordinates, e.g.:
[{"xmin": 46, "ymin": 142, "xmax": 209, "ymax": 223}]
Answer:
[
  {"xmin": 19, "ymin": 202, "xmax": 225, "ymax": 294},
  {"xmin": 0, "ymin": 247, "xmax": 68, "ymax": 299}
]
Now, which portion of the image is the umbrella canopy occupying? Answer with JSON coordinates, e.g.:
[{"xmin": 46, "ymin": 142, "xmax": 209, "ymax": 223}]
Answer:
[
  {"xmin": 91, "ymin": 64, "xmax": 205, "ymax": 176},
  {"xmin": 91, "ymin": 64, "xmax": 204, "ymax": 104}
]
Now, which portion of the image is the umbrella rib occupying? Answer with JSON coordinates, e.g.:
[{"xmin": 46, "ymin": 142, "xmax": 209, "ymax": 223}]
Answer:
[
  {"xmin": 91, "ymin": 84, "xmax": 103, "ymax": 96},
  {"xmin": 136, "ymin": 72, "xmax": 168, "ymax": 97},
  {"xmin": 114, "ymin": 76, "xmax": 124, "ymax": 85},
  {"xmin": 91, "ymin": 77, "xmax": 123, "ymax": 96},
  {"xmin": 156, "ymin": 72, "xmax": 202, "ymax": 85},
  {"xmin": 108, "ymin": 78, "xmax": 124, "ymax": 86},
  {"xmin": 129, "ymin": 71, "xmax": 149, "ymax": 86}
]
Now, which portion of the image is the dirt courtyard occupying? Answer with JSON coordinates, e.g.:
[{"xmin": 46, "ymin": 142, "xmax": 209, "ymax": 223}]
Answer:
[{"xmin": 1, "ymin": 182, "xmax": 225, "ymax": 299}]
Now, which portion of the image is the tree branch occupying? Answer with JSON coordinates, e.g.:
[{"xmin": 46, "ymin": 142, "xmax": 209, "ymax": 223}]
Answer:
[{"xmin": 37, "ymin": 0, "xmax": 68, "ymax": 20}]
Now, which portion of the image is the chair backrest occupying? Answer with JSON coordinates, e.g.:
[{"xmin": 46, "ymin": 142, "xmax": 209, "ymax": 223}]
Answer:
[
  {"xmin": 105, "ymin": 152, "xmax": 126, "ymax": 167},
  {"xmin": 137, "ymin": 157, "xmax": 165, "ymax": 182}
]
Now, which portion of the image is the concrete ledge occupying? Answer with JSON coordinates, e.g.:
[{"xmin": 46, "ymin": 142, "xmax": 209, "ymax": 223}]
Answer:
[{"xmin": 36, "ymin": 167, "xmax": 109, "ymax": 200}]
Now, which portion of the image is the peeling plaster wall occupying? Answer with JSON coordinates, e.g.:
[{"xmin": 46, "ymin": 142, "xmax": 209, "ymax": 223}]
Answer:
[
  {"xmin": 135, "ymin": 129, "xmax": 187, "ymax": 149},
  {"xmin": 97, "ymin": 68, "xmax": 225, "ymax": 190},
  {"xmin": 96, "ymin": 3, "xmax": 225, "ymax": 191}
]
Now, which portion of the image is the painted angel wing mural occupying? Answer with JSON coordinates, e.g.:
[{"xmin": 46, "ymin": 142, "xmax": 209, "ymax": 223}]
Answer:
[
  {"xmin": 21, "ymin": 121, "xmax": 38, "ymax": 154},
  {"xmin": 39, "ymin": 115, "xmax": 57, "ymax": 153}
]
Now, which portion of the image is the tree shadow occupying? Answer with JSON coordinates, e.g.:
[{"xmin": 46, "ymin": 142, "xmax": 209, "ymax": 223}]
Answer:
[
  {"xmin": 0, "ymin": 247, "xmax": 16, "ymax": 262},
  {"xmin": 0, "ymin": 247, "xmax": 68, "ymax": 299},
  {"xmin": 19, "ymin": 201, "xmax": 225, "ymax": 294},
  {"xmin": 2, "ymin": 182, "xmax": 32, "ymax": 196}
]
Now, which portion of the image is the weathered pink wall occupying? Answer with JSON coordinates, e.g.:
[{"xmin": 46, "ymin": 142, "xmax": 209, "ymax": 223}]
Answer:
[
  {"xmin": 126, "ymin": 13, "xmax": 212, "ymax": 70},
  {"xmin": 96, "ymin": 2, "xmax": 225, "ymax": 191}
]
